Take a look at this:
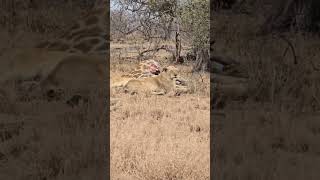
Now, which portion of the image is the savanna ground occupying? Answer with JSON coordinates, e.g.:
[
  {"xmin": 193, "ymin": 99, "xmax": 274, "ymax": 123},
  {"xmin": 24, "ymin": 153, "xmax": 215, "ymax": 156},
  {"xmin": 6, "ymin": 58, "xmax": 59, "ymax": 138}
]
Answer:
[
  {"xmin": 110, "ymin": 37, "xmax": 210, "ymax": 179},
  {"xmin": 0, "ymin": 2, "xmax": 107, "ymax": 179},
  {"xmin": 0, "ymin": 42, "xmax": 107, "ymax": 179},
  {"xmin": 212, "ymin": 5, "xmax": 320, "ymax": 179}
]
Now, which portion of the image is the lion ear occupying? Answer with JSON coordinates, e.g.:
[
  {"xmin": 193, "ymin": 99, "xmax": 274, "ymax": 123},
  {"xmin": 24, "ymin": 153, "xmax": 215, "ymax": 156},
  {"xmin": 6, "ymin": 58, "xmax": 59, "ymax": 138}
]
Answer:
[{"xmin": 162, "ymin": 67, "xmax": 168, "ymax": 72}]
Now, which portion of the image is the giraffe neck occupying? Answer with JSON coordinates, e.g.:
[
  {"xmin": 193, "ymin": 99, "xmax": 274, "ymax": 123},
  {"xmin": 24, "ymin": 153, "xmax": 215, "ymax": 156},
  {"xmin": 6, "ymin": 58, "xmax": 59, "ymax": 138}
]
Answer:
[{"xmin": 35, "ymin": 2, "xmax": 109, "ymax": 55}]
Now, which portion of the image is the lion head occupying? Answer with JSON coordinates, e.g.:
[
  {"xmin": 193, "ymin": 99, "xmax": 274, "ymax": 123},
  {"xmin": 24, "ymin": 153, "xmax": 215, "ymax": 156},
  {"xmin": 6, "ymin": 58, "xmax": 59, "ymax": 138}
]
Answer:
[{"xmin": 161, "ymin": 66, "xmax": 179, "ymax": 80}]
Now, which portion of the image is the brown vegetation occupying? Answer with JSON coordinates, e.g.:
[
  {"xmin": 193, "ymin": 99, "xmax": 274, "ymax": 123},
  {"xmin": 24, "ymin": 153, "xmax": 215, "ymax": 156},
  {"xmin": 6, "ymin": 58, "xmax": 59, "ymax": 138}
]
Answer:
[
  {"xmin": 212, "ymin": 0, "xmax": 320, "ymax": 179},
  {"xmin": 0, "ymin": 1, "xmax": 108, "ymax": 179},
  {"xmin": 110, "ymin": 39, "xmax": 210, "ymax": 179}
]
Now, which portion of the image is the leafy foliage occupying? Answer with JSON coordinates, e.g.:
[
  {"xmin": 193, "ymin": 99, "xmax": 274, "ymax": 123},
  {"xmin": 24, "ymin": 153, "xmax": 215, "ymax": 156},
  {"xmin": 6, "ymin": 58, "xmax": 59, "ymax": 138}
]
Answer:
[{"xmin": 180, "ymin": 0, "xmax": 209, "ymax": 52}]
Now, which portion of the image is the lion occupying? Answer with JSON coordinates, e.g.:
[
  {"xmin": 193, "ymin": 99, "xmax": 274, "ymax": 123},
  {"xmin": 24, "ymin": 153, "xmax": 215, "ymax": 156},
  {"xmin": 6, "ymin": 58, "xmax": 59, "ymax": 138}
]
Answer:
[
  {"xmin": 122, "ymin": 65, "xmax": 191, "ymax": 95},
  {"xmin": 0, "ymin": 48, "xmax": 107, "ymax": 104},
  {"xmin": 1, "ymin": 48, "xmax": 106, "ymax": 85},
  {"xmin": 39, "ymin": 53, "xmax": 107, "ymax": 91},
  {"xmin": 110, "ymin": 59, "xmax": 161, "ymax": 89}
]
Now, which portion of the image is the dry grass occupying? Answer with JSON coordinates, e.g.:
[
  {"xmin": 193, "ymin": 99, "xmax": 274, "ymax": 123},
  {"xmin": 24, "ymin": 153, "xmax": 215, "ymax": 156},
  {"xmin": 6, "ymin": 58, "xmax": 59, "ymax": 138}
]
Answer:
[
  {"xmin": 0, "ymin": 3, "xmax": 109, "ymax": 179},
  {"xmin": 110, "ymin": 40, "xmax": 210, "ymax": 179},
  {"xmin": 0, "ymin": 25, "xmax": 107, "ymax": 180},
  {"xmin": 212, "ymin": 12, "xmax": 320, "ymax": 111},
  {"xmin": 0, "ymin": 85, "xmax": 107, "ymax": 179},
  {"xmin": 214, "ymin": 106, "xmax": 320, "ymax": 180},
  {"xmin": 111, "ymin": 95, "xmax": 209, "ymax": 180},
  {"xmin": 212, "ymin": 8, "xmax": 320, "ymax": 180}
]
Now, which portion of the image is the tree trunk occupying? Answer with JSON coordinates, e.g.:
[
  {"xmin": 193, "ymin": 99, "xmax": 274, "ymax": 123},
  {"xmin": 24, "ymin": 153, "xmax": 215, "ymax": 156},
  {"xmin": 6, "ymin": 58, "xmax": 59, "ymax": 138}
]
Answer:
[
  {"xmin": 174, "ymin": 17, "xmax": 182, "ymax": 63},
  {"xmin": 164, "ymin": 18, "xmax": 173, "ymax": 40},
  {"xmin": 193, "ymin": 49, "xmax": 209, "ymax": 72}
]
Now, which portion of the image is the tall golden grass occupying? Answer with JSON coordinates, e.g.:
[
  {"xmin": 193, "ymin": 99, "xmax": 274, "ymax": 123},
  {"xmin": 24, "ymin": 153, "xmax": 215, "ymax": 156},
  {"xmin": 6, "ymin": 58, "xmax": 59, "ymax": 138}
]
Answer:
[
  {"xmin": 110, "ymin": 40, "xmax": 210, "ymax": 179},
  {"xmin": 212, "ymin": 10, "xmax": 320, "ymax": 180}
]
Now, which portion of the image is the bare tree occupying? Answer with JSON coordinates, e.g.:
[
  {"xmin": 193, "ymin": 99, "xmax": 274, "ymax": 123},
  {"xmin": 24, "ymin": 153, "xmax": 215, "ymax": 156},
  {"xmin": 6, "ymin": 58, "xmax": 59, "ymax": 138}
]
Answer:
[
  {"xmin": 111, "ymin": 0, "xmax": 211, "ymax": 67},
  {"xmin": 111, "ymin": 8, "xmax": 142, "ymax": 40},
  {"xmin": 112, "ymin": 0, "xmax": 184, "ymax": 63}
]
